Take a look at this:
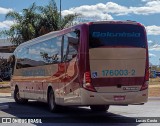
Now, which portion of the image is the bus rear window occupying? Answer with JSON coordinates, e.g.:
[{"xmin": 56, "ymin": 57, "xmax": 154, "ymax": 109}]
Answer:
[{"xmin": 89, "ymin": 24, "xmax": 146, "ymax": 48}]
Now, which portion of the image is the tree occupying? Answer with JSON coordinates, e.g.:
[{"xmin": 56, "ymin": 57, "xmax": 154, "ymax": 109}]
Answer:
[
  {"xmin": 37, "ymin": 0, "xmax": 79, "ymax": 34},
  {"xmin": 1, "ymin": 3, "xmax": 42, "ymax": 45},
  {"xmin": 0, "ymin": 0, "xmax": 79, "ymax": 45}
]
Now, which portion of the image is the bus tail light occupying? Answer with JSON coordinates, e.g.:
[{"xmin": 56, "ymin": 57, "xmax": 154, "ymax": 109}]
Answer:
[
  {"xmin": 145, "ymin": 68, "xmax": 149, "ymax": 81},
  {"xmin": 83, "ymin": 72, "xmax": 96, "ymax": 92},
  {"xmin": 140, "ymin": 57, "xmax": 149, "ymax": 91},
  {"xmin": 140, "ymin": 81, "xmax": 149, "ymax": 91}
]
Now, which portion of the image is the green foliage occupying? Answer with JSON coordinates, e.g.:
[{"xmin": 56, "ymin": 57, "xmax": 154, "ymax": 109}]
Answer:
[
  {"xmin": 0, "ymin": 0, "xmax": 79, "ymax": 45},
  {"xmin": 150, "ymin": 65, "xmax": 160, "ymax": 72}
]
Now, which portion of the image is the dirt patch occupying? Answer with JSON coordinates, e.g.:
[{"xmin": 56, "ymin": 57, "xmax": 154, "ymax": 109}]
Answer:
[
  {"xmin": 149, "ymin": 78, "xmax": 160, "ymax": 97},
  {"xmin": 149, "ymin": 78, "xmax": 160, "ymax": 85},
  {"xmin": 149, "ymin": 87, "xmax": 160, "ymax": 97}
]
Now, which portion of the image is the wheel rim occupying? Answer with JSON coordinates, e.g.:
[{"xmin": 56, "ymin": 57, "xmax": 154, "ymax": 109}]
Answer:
[
  {"xmin": 16, "ymin": 90, "xmax": 21, "ymax": 100},
  {"xmin": 49, "ymin": 91, "xmax": 54, "ymax": 110}
]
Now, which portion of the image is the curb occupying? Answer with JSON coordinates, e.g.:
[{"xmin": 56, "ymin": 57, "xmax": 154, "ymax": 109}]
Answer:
[{"xmin": 148, "ymin": 97, "xmax": 160, "ymax": 100}]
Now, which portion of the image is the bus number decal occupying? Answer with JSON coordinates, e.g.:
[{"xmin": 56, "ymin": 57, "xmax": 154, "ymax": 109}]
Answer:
[
  {"xmin": 102, "ymin": 69, "xmax": 136, "ymax": 77},
  {"xmin": 131, "ymin": 69, "xmax": 136, "ymax": 76}
]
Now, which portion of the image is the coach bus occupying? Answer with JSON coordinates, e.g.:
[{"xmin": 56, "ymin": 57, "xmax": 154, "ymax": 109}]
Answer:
[{"xmin": 10, "ymin": 20, "xmax": 149, "ymax": 112}]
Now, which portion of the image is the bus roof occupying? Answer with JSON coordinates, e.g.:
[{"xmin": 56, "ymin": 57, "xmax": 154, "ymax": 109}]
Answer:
[
  {"xmin": 91, "ymin": 20, "xmax": 139, "ymax": 24},
  {"xmin": 14, "ymin": 20, "xmax": 143, "ymax": 53}
]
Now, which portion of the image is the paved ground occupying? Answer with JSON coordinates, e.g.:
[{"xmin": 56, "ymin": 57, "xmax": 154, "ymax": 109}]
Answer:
[{"xmin": 0, "ymin": 93, "xmax": 159, "ymax": 126}]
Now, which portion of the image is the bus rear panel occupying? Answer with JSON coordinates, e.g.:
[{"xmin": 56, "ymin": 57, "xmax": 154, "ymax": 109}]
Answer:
[{"xmin": 81, "ymin": 22, "xmax": 149, "ymax": 105}]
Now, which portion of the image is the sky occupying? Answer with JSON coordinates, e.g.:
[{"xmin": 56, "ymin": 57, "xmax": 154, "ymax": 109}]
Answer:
[{"xmin": 0, "ymin": 0, "xmax": 160, "ymax": 65}]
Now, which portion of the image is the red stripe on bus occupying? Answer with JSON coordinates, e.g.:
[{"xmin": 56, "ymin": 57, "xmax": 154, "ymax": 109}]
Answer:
[
  {"xmin": 92, "ymin": 77, "xmax": 144, "ymax": 87},
  {"xmin": 96, "ymin": 46, "xmax": 144, "ymax": 48}
]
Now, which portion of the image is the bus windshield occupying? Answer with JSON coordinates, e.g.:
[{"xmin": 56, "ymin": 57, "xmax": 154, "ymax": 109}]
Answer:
[{"xmin": 89, "ymin": 24, "xmax": 146, "ymax": 48}]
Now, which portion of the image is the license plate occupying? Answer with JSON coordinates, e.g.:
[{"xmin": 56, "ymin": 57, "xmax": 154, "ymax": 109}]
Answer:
[{"xmin": 114, "ymin": 96, "xmax": 125, "ymax": 101}]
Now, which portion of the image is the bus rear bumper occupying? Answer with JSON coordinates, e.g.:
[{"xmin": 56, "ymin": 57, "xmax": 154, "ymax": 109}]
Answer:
[{"xmin": 80, "ymin": 88, "xmax": 148, "ymax": 105}]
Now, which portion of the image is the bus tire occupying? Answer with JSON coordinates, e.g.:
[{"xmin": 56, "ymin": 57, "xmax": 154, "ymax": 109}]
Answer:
[
  {"xmin": 90, "ymin": 105, "xmax": 109, "ymax": 112},
  {"xmin": 48, "ymin": 88, "xmax": 59, "ymax": 112},
  {"xmin": 14, "ymin": 86, "xmax": 28, "ymax": 104}
]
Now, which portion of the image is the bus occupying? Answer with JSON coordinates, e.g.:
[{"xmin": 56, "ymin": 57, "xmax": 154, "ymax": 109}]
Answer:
[{"xmin": 10, "ymin": 20, "xmax": 149, "ymax": 112}]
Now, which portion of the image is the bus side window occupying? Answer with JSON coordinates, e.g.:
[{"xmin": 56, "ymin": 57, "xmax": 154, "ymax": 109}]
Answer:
[
  {"xmin": 63, "ymin": 30, "xmax": 80, "ymax": 62},
  {"xmin": 7, "ymin": 55, "xmax": 15, "ymax": 75},
  {"xmin": 29, "ymin": 36, "xmax": 62, "ymax": 65},
  {"xmin": 16, "ymin": 47, "xmax": 29, "ymax": 69}
]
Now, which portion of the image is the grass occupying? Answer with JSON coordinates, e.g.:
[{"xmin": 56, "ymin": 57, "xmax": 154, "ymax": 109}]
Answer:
[
  {"xmin": 149, "ymin": 78, "xmax": 160, "ymax": 97},
  {"xmin": 0, "ymin": 81, "xmax": 10, "ymax": 85},
  {"xmin": 149, "ymin": 87, "xmax": 160, "ymax": 97},
  {"xmin": 149, "ymin": 78, "xmax": 160, "ymax": 85}
]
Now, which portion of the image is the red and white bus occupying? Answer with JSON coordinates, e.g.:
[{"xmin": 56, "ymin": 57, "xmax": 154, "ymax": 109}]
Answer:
[{"xmin": 10, "ymin": 20, "xmax": 149, "ymax": 112}]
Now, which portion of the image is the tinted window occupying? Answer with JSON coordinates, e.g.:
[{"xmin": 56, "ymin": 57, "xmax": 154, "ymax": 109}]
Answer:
[
  {"xmin": 63, "ymin": 31, "xmax": 79, "ymax": 62},
  {"xmin": 16, "ymin": 30, "xmax": 80, "ymax": 69},
  {"xmin": 29, "ymin": 37, "xmax": 62, "ymax": 65},
  {"xmin": 89, "ymin": 24, "xmax": 146, "ymax": 48},
  {"xmin": 16, "ymin": 36, "xmax": 62, "ymax": 69},
  {"xmin": 16, "ymin": 47, "xmax": 32, "ymax": 69}
]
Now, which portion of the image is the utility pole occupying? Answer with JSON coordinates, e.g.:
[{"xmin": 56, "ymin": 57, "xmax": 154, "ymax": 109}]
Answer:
[{"xmin": 60, "ymin": 0, "xmax": 61, "ymax": 23}]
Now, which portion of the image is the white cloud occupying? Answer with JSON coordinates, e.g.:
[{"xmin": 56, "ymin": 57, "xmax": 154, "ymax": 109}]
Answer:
[
  {"xmin": 153, "ymin": 44, "xmax": 160, "ymax": 48},
  {"xmin": 142, "ymin": 0, "xmax": 160, "ymax": 2},
  {"xmin": 0, "ymin": 7, "xmax": 13, "ymax": 14},
  {"xmin": 148, "ymin": 40, "xmax": 153, "ymax": 43},
  {"xmin": 62, "ymin": 1, "xmax": 160, "ymax": 21},
  {"xmin": 148, "ymin": 39, "xmax": 160, "ymax": 51},
  {"xmin": 149, "ymin": 53, "xmax": 157, "ymax": 57},
  {"xmin": 62, "ymin": 3, "xmax": 114, "ymax": 21},
  {"xmin": 149, "ymin": 44, "xmax": 160, "ymax": 51},
  {"xmin": 0, "ymin": 20, "xmax": 15, "ymax": 29},
  {"xmin": 104, "ymin": 2, "xmax": 129, "ymax": 16},
  {"xmin": 131, "ymin": 1, "xmax": 160, "ymax": 15},
  {"xmin": 146, "ymin": 25, "xmax": 160, "ymax": 35}
]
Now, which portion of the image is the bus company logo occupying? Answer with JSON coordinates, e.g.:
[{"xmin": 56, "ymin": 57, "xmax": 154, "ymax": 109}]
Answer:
[
  {"xmin": 92, "ymin": 72, "xmax": 98, "ymax": 78},
  {"xmin": 92, "ymin": 32, "xmax": 141, "ymax": 38}
]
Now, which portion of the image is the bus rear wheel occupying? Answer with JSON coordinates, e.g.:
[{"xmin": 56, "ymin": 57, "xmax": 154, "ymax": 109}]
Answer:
[
  {"xmin": 48, "ymin": 89, "xmax": 59, "ymax": 112},
  {"xmin": 14, "ymin": 86, "xmax": 28, "ymax": 104},
  {"xmin": 90, "ymin": 105, "xmax": 109, "ymax": 112}
]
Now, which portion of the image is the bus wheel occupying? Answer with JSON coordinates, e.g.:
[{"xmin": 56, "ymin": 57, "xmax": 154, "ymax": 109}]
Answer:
[
  {"xmin": 90, "ymin": 105, "xmax": 109, "ymax": 112},
  {"xmin": 14, "ymin": 86, "xmax": 28, "ymax": 104},
  {"xmin": 48, "ymin": 89, "xmax": 59, "ymax": 112}
]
